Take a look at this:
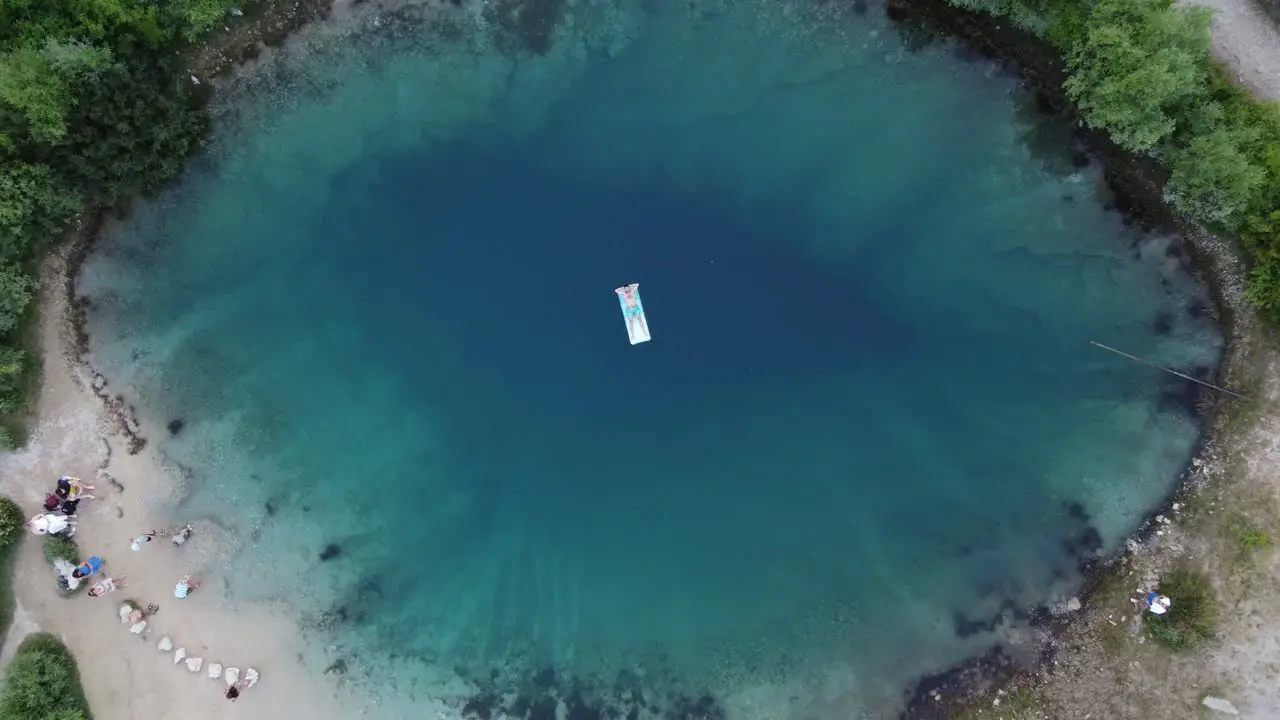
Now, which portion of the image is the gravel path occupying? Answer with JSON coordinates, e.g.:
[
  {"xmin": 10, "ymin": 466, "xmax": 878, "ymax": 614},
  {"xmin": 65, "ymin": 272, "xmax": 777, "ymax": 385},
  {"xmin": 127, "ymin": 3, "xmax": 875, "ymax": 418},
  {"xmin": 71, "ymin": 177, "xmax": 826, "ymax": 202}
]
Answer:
[{"xmin": 1183, "ymin": 0, "xmax": 1280, "ymax": 100}]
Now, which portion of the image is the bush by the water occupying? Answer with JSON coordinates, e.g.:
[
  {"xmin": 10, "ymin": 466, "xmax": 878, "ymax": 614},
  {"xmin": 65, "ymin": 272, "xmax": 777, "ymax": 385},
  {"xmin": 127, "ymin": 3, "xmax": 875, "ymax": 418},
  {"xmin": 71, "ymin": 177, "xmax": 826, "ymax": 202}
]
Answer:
[
  {"xmin": 0, "ymin": 495, "xmax": 24, "ymax": 548},
  {"xmin": 1145, "ymin": 565, "xmax": 1219, "ymax": 650},
  {"xmin": 0, "ymin": 632, "xmax": 91, "ymax": 719},
  {"xmin": 940, "ymin": 0, "xmax": 1280, "ymax": 321}
]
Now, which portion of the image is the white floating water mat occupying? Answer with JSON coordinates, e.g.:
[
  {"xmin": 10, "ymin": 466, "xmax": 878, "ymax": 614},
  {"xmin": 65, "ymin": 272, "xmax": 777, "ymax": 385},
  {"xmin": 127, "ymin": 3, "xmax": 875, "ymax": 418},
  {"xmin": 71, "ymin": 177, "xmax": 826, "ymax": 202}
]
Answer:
[{"xmin": 615, "ymin": 283, "xmax": 652, "ymax": 345}]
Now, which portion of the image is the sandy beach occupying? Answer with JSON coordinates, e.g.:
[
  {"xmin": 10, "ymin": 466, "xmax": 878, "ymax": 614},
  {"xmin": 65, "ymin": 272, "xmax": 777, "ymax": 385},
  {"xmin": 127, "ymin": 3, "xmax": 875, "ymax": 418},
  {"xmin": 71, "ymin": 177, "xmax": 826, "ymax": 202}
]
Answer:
[{"xmin": 0, "ymin": 244, "xmax": 359, "ymax": 719}]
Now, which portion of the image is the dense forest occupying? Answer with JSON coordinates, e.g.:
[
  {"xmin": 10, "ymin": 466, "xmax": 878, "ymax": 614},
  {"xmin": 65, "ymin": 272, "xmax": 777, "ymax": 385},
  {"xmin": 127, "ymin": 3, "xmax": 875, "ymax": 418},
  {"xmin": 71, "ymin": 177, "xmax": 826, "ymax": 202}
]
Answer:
[
  {"xmin": 0, "ymin": 0, "xmax": 1278, "ymax": 444},
  {"xmin": 0, "ymin": 0, "xmax": 247, "ymax": 444},
  {"xmin": 946, "ymin": 0, "xmax": 1280, "ymax": 313}
]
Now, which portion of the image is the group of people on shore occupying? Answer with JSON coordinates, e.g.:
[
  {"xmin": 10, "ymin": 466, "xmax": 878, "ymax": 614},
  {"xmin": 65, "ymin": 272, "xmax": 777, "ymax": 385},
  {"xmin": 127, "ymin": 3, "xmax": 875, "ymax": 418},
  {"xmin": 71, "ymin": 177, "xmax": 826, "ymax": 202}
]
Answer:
[{"xmin": 22, "ymin": 474, "xmax": 253, "ymax": 701}]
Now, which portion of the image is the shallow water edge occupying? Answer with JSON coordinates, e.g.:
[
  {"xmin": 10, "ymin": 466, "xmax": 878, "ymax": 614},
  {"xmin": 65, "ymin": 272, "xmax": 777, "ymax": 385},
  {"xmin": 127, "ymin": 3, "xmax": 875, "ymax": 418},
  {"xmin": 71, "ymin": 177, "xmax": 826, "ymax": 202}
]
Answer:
[{"xmin": 885, "ymin": 0, "xmax": 1251, "ymax": 717}]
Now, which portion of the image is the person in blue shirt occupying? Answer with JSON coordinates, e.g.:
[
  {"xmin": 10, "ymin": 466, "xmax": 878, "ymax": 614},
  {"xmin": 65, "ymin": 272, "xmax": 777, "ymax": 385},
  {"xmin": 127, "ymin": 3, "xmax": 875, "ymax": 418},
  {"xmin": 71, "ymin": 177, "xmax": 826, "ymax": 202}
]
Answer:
[
  {"xmin": 71, "ymin": 556, "xmax": 105, "ymax": 579},
  {"xmin": 1146, "ymin": 591, "xmax": 1171, "ymax": 615}
]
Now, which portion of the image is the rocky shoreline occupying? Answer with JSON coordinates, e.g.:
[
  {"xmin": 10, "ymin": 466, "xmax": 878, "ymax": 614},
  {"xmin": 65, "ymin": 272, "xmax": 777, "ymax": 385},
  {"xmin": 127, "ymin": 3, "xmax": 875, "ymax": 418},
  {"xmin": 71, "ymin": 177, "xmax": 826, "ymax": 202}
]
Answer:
[{"xmin": 886, "ymin": 0, "xmax": 1263, "ymax": 717}]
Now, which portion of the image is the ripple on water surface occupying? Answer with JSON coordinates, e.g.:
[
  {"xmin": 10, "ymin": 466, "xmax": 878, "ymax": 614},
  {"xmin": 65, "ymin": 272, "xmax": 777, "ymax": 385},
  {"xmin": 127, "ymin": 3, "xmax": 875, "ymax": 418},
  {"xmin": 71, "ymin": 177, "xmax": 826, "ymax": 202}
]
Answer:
[{"xmin": 79, "ymin": 0, "xmax": 1223, "ymax": 717}]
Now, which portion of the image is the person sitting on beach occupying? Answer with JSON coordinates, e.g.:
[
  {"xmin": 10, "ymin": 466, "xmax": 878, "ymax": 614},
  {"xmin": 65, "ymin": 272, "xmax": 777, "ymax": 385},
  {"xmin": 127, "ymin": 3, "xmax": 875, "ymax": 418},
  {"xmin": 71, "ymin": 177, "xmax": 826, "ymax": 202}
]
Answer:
[
  {"xmin": 175, "ymin": 574, "xmax": 201, "ymax": 599},
  {"xmin": 87, "ymin": 576, "xmax": 126, "ymax": 597},
  {"xmin": 27, "ymin": 513, "xmax": 75, "ymax": 537},
  {"xmin": 55, "ymin": 476, "xmax": 95, "ymax": 502},
  {"xmin": 126, "ymin": 603, "xmax": 160, "ymax": 625},
  {"xmin": 225, "ymin": 678, "xmax": 251, "ymax": 702},
  {"xmin": 170, "ymin": 524, "xmax": 193, "ymax": 547},
  {"xmin": 71, "ymin": 556, "xmax": 105, "ymax": 579},
  {"xmin": 131, "ymin": 531, "xmax": 157, "ymax": 552}
]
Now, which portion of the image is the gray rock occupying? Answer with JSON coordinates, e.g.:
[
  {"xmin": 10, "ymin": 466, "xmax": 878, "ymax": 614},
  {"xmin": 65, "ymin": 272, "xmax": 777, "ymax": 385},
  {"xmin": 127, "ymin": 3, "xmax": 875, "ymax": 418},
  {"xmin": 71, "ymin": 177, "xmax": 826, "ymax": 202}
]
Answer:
[{"xmin": 1202, "ymin": 696, "xmax": 1240, "ymax": 715}]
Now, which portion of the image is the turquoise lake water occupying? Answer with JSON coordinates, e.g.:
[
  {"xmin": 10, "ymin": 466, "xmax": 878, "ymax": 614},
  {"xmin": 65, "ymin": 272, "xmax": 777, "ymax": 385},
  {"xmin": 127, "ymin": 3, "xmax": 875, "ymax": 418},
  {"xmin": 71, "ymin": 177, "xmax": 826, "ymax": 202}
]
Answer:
[{"xmin": 78, "ymin": 0, "xmax": 1223, "ymax": 717}]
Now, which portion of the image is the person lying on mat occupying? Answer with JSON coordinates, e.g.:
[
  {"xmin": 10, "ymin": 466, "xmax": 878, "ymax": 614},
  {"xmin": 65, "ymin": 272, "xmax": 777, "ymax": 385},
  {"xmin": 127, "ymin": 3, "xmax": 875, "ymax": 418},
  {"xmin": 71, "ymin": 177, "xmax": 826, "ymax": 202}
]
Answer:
[{"xmin": 617, "ymin": 284, "xmax": 648, "ymax": 337}]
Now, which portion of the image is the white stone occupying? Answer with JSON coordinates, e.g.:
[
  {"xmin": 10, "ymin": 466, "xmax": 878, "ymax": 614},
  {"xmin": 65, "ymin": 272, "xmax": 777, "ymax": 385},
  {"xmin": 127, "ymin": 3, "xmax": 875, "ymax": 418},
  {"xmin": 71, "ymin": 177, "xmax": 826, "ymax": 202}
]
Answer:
[
  {"xmin": 118, "ymin": 604, "xmax": 134, "ymax": 623},
  {"xmin": 157, "ymin": 636, "xmax": 173, "ymax": 652},
  {"xmin": 208, "ymin": 663, "xmax": 223, "ymax": 680},
  {"xmin": 1066, "ymin": 597, "xmax": 1082, "ymax": 612},
  {"xmin": 186, "ymin": 658, "xmax": 204, "ymax": 672},
  {"xmin": 174, "ymin": 648, "xmax": 187, "ymax": 664},
  {"xmin": 129, "ymin": 621, "xmax": 147, "ymax": 635},
  {"xmin": 225, "ymin": 667, "xmax": 240, "ymax": 686},
  {"xmin": 1202, "ymin": 697, "xmax": 1240, "ymax": 715},
  {"xmin": 245, "ymin": 668, "xmax": 260, "ymax": 687}
]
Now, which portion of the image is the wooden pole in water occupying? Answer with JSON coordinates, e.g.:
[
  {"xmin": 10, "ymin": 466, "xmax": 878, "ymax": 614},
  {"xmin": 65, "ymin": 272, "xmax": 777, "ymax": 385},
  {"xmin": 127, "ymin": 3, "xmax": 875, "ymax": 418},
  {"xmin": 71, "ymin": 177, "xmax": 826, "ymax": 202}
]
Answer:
[{"xmin": 1089, "ymin": 340, "xmax": 1247, "ymax": 400}]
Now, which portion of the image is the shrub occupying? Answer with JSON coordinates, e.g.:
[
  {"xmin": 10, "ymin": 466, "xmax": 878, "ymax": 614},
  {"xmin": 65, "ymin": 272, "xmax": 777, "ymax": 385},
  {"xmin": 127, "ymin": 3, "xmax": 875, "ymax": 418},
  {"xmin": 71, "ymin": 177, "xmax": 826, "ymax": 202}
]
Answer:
[
  {"xmin": 0, "ymin": 496, "xmax": 23, "ymax": 549},
  {"xmin": 1145, "ymin": 565, "xmax": 1218, "ymax": 650},
  {"xmin": 0, "ymin": 632, "xmax": 91, "ymax": 720},
  {"xmin": 42, "ymin": 535, "xmax": 78, "ymax": 566}
]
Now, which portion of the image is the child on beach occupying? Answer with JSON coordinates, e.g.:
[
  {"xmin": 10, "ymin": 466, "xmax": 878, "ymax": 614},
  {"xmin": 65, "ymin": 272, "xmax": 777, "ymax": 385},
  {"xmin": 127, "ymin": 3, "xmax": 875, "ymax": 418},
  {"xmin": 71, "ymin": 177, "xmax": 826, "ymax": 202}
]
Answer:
[
  {"xmin": 174, "ymin": 574, "xmax": 201, "ymax": 599},
  {"xmin": 87, "ymin": 576, "xmax": 126, "ymax": 597}
]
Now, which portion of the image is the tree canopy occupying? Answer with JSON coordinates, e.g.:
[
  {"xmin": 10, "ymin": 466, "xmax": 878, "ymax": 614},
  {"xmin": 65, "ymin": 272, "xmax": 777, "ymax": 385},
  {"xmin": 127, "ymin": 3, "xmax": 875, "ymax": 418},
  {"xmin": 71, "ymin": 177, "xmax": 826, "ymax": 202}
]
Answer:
[
  {"xmin": 0, "ymin": 0, "xmax": 230, "ymax": 441},
  {"xmin": 939, "ymin": 0, "xmax": 1280, "ymax": 323}
]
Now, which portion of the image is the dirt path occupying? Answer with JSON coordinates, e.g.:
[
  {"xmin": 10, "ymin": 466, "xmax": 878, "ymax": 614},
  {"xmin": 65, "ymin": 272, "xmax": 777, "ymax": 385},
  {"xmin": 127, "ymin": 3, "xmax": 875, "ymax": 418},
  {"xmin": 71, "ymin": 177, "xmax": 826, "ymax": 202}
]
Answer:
[{"xmin": 1183, "ymin": 0, "xmax": 1280, "ymax": 101}]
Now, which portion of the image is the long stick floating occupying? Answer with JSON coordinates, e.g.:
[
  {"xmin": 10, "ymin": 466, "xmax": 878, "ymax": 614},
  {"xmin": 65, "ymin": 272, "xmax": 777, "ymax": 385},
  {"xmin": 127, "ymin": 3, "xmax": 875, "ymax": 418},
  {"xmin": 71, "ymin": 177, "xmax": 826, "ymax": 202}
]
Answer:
[{"xmin": 1089, "ymin": 341, "xmax": 1247, "ymax": 400}]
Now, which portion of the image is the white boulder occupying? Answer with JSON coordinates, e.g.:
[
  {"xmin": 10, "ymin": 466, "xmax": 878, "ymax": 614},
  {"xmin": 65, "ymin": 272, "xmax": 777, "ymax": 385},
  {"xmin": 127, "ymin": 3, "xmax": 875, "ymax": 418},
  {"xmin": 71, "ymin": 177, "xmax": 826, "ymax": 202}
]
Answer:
[
  {"xmin": 207, "ymin": 662, "xmax": 223, "ymax": 680},
  {"xmin": 244, "ymin": 668, "xmax": 260, "ymax": 687},
  {"xmin": 225, "ymin": 667, "xmax": 240, "ymax": 686},
  {"xmin": 157, "ymin": 636, "xmax": 173, "ymax": 652},
  {"xmin": 1202, "ymin": 697, "xmax": 1241, "ymax": 716},
  {"xmin": 129, "ymin": 621, "xmax": 147, "ymax": 635},
  {"xmin": 186, "ymin": 658, "xmax": 204, "ymax": 673},
  {"xmin": 174, "ymin": 648, "xmax": 187, "ymax": 664},
  {"xmin": 118, "ymin": 604, "xmax": 134, "ymax": 623}
]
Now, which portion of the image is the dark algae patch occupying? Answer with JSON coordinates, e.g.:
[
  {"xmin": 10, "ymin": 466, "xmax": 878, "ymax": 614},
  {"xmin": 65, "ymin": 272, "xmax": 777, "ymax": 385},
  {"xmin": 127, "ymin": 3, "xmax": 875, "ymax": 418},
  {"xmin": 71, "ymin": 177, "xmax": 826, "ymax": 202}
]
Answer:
[{"xmin": 458, "ymin": 666, "xmax": 728, "ymax": 720}]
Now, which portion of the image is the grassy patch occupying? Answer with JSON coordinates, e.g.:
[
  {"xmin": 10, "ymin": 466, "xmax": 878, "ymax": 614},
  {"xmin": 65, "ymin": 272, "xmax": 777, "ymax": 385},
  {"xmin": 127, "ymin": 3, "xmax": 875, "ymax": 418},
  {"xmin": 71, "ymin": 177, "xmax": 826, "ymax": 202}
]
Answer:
[
  {"xmin": 1226, "ymin": 512, "xmax": 1272, "ymax": 559},
  {"xmin": 0, "ymin": 632, "xmax": 92, "ymax": 719},
  {"xmin": 948, "ymin": 685, "xmax": 1048, "ymax": 720},
  {"xmin": 1145, "ymin": 564, "xmax": 1219, "ymax": 650}
]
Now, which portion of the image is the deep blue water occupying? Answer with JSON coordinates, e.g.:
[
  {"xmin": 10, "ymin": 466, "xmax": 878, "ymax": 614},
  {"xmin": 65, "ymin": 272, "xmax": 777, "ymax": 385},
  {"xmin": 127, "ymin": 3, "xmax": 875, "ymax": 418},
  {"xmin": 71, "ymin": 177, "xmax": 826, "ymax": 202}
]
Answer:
[{"xmin": 79, "ymin": 1, "xmax": 1223, "ymax": 717}]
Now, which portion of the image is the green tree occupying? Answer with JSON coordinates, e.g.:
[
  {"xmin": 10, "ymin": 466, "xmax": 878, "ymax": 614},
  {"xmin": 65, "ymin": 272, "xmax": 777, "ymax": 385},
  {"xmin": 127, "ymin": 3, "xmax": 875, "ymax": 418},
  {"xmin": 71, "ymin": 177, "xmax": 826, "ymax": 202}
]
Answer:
[
  {"xmin": 0, "ymin": 161, "xmax": 82, "ymax": 259},
  {"xmin": 0, "ymin": 633, "xmax": 91, "ymax": 719},
  {"xmin": 0, "ymin": 264, "xmax": 36, "ymax": 335},
  {"xmin": 0, "ymin": 345, "xmax": 26, "ymax": 413},
  {"xmin": 1064, "ymin": 0, "xmax": 1213, "ymax": 152},
  {"xmin": 0, "ymin": 496, "xmax": 22, "ymax": 548},
  {"xmin": 1164, "ymin": 125, "xmax": 1266, "ymax": 226},
  {"xmin": 0, "ymin": 46, "xmax": 73, "ymax": 143}
]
